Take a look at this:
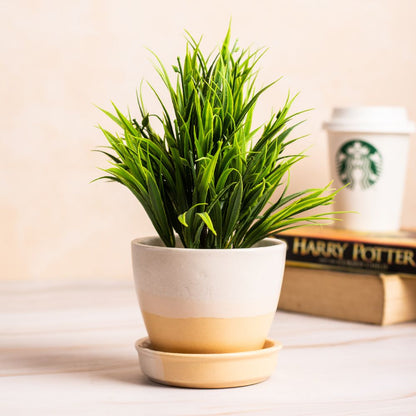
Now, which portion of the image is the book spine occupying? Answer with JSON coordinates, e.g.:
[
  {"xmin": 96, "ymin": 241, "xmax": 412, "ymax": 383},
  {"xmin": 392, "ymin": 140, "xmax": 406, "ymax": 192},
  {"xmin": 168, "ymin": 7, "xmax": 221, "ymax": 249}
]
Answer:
[{"xmin": 278, "ymin": 235, "xmax": 416, "ymax": 277}]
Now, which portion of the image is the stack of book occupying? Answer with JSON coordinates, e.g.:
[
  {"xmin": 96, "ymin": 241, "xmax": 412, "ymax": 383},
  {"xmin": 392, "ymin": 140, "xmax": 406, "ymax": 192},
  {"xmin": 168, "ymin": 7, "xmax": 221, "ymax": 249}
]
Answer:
[{"xmin": 276, "ymin": 227, "xmax": 416, "ymax": 325}]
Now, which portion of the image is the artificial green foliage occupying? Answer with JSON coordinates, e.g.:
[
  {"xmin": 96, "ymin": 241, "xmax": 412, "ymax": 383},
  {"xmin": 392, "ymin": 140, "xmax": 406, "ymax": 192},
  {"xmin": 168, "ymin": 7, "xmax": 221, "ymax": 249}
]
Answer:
[{"xmin": 96, "ymin": 28, "xmax": 340, "ymax": 248}]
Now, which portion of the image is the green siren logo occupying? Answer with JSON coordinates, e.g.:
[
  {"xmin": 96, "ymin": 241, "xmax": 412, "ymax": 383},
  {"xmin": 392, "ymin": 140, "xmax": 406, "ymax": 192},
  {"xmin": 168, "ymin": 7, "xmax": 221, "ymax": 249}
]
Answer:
[{"xmin": 336, "ymin": 139, "xmax": 382, "ymax": 190}]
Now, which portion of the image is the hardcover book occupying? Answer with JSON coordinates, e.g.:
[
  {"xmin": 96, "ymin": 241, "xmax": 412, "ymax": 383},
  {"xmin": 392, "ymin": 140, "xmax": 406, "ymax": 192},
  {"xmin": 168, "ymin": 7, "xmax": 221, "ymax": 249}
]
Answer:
[
  {"xmin": 277, "ymin": 227, "xmax": 416, "ymax": 277},
  {"xmin": 278, "ymin": 266, "xmax": 416, "ymax": 325}
]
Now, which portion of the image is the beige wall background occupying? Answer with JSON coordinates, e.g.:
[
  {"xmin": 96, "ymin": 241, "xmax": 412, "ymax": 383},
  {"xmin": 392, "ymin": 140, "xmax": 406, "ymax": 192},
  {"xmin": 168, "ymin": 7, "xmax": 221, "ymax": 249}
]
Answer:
[{"xmin": 1, "ymin": 0, "xmax": 415, "ymax": 280}]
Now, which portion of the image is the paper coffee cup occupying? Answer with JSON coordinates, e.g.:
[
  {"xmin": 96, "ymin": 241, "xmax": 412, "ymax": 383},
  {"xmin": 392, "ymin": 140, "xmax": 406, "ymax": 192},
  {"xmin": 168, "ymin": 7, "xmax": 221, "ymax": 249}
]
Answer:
[{"xmin": 324, "ymin": 107, "xmax": 415, "ymax": 232}]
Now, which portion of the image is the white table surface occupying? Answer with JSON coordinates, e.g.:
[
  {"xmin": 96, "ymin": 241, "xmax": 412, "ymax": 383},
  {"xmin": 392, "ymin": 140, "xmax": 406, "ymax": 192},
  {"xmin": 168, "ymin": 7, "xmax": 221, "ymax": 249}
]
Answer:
[{"xmin": 1, "ymin": 278, "xmax": 415, "ymax": 416}]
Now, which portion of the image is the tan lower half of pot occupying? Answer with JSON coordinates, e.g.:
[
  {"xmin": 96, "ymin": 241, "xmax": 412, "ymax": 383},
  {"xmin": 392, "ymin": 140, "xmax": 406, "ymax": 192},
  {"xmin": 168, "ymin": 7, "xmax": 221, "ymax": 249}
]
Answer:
[{"xmin": 141, "ymin": 311, "xmax": 275, "ymax": 353}]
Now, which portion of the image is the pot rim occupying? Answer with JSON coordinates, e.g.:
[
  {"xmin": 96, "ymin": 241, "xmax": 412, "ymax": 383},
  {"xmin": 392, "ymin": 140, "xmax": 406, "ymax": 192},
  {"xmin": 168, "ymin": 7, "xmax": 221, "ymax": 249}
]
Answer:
[
  {"xmin": 131, "ymin": 236, "xmax": 286, "ymax": 253},
  {"xmin": 135, "ymin": 337, "xmax": 282, "ymax": 358}
]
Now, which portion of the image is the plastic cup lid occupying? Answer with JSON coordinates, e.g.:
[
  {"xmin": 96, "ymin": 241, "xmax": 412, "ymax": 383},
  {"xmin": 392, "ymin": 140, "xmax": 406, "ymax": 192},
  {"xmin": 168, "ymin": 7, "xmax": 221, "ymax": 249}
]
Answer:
[{"xmin": 323, "ymin": 106, "xmax": 415, "ymax": 134}]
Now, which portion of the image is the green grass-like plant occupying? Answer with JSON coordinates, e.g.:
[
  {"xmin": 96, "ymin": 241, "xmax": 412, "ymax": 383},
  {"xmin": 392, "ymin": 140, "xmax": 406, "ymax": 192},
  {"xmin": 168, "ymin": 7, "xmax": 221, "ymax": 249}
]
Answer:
[{"xmin": 96, "ymin": 28, "xmax": 340, "ymax": 248}]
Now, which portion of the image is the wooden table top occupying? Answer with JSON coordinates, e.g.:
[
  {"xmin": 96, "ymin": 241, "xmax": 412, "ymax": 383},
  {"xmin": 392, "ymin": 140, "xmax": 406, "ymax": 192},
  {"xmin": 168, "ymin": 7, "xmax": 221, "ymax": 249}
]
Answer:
[{"xmin": 1, "ymin": 279, "xmax": 415, "ymax": 415}]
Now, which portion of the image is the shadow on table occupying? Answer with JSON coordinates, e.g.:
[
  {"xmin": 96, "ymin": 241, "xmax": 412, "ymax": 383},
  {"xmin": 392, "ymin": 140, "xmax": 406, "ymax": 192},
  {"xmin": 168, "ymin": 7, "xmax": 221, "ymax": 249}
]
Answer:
[{"xmin": 1, "ymin": 344, "xmax": 157, "ymax": 387}]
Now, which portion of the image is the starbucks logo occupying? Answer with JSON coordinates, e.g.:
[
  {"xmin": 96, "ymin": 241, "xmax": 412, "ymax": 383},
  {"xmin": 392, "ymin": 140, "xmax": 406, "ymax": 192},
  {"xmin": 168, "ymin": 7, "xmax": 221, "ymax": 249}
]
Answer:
[{"xmin": 336, "ymin": 139, "xmax": 382, "ymax": 190}]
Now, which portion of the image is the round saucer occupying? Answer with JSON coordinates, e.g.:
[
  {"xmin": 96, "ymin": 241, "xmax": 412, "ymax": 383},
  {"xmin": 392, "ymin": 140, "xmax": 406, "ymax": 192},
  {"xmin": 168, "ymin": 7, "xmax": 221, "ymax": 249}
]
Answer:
[{"xmin": 135, "ymin": 337, "xmax": 282, "ymax": 388}]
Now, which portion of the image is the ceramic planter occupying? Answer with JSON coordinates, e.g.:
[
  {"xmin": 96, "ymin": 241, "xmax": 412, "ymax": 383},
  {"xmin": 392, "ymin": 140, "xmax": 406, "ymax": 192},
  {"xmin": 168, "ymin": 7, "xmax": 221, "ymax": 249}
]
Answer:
[{"xmin": 131, "ymin": 236, "xmax": 286, "ymax": 354}]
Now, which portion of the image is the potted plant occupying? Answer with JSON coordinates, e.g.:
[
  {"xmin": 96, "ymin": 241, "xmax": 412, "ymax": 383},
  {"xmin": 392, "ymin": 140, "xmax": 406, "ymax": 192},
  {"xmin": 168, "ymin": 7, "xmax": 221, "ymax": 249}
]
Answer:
[{"xmin": 95, "ymin": 28, "xmax": 339, "ymax": 387}]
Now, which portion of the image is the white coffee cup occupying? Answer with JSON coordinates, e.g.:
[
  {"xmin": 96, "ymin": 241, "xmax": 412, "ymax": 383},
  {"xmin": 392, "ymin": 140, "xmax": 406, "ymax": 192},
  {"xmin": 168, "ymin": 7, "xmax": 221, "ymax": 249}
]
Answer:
[{"xmin": 324, "ymin": 107, "xmax": 415, "ymax": 232}]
